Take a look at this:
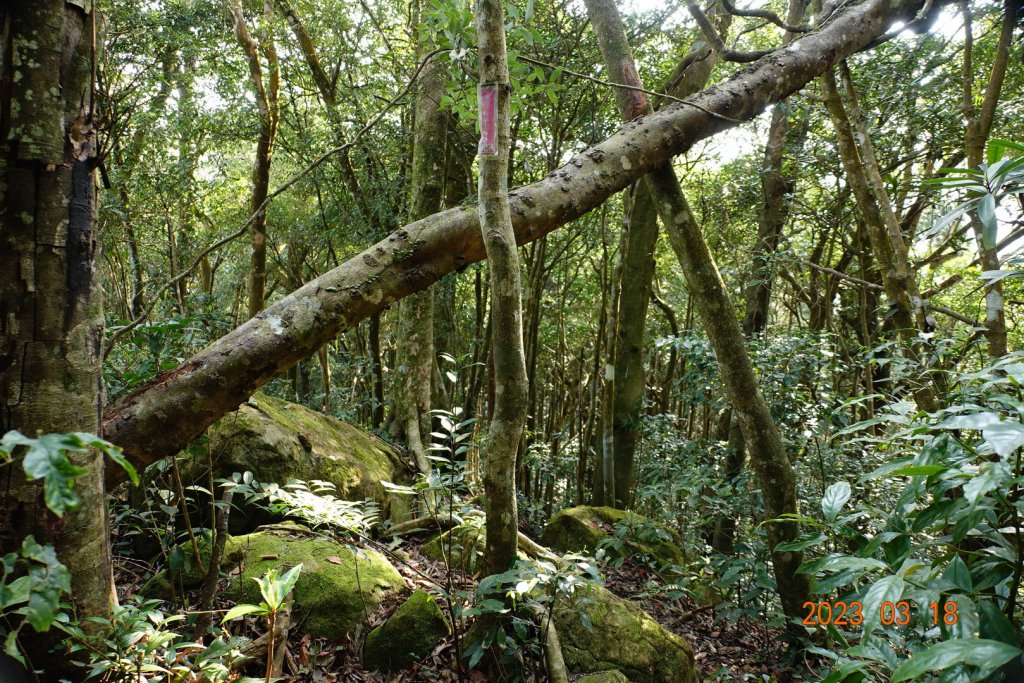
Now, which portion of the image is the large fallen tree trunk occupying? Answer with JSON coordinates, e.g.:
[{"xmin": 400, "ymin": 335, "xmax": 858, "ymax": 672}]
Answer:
[{"xmin": 103, "ymin": 0, "xmax": 929, "ymax": 479}]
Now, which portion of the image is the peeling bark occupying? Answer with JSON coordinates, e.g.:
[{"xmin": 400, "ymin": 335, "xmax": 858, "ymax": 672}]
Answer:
[{"xmin": 103, "ymin": 0, "xmax": 933, "ymax": 480}]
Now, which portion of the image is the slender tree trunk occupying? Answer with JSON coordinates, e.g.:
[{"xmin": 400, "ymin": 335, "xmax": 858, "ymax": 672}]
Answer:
[
  {"xmin": 583, "ymin": 0, "xmax": 809, "ymax": 625},
  {"xmin": 0, "ymin": 1, "xmax": 112, "ymax": 670},
  {"xmin": 743, "ymin": 0, "xmax": 809, "ymax": 336},
  {"xmin": 476, "ymin": 0, "xmax": 526, "ymax": 575},
  {"xmin": 390, "ymin": 5, "xmax": 449, "ymax": 472},
  {"xmin": 714, "ymin": 0, "xmax": 809, "ymax": 549},
  {"xmin": 587, "ymin": 0, "xmax": 727, "ymax": 508},
  {"xmin": 962, "ymin": 0, "xmax": 1016, "ymax": 358},
  {"xmin": 225, "ymin": 0, "xmax": 280, "ymax": 319},
  {"xmin": 820, "ymin": 67, "xmax": 939, "ymax": 412}
]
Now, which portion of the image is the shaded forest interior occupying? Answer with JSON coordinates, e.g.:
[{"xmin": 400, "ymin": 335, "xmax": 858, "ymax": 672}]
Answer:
[{"xmin": 2, "ymin": 0, "xmax": 1024, "ymax": 681}]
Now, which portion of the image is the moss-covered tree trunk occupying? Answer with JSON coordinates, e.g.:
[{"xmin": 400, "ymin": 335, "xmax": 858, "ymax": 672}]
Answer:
[
  {"xmin": 391, "ymin": 9, "xmax": 450, "ymax": 472},
  {"xmin": 589, "ymin": 0, "xmax": 729, "ymax": 508},
  {"xmin": 476, "ymin": 0, "xmax": 526, "ymax": 575},
  {"xmin": 0, "ymin": 0, "xmax": 113, "ymax": 665},
  {"xmin": 583, "ymin": 0, "xmax": 809, "ymax": 626}
]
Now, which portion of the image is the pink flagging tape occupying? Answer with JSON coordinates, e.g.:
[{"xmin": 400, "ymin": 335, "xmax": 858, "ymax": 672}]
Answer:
[{"xmin": 478, "ymin": 84, "xmax": 498, "ymax": 156}]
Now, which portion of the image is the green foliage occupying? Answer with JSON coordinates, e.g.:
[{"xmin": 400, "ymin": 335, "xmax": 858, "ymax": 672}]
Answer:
[
  {"xmin": 461, "ymin": 555, "xmax": 602, "ymax": 671},
  {"xmin": 64, "ymin": 598, "xmax": 240, "ymax": 683},
  {"xmin": 0, "ymin": 430, "xmax": 139, "ymax": 665},
  {"xmin": 795, "ymin": 355, "xmax": 1024, "ymax": 681},
  {"xmin": 222, "ymin": 564, "xmax": 303, "ymax": 622},
  {"xmin": 1, "ymin": 430, "xmax": 138, "ymax": 515},
  {"xmin": 227, "ymin": 473, "xmax": 379, "ymax": 538},
  {"xmin": 926, "ymin": 139, "xmax": 1024, "ymax": 251}
]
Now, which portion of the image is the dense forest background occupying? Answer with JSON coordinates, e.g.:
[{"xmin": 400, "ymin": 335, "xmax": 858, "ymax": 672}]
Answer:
[{"xmin": 2, "ymin": 0, "xmax": 1024, "ymax": 680}]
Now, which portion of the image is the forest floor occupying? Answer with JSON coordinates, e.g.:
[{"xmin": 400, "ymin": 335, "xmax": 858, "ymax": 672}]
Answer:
[{"xmin": 115, "ymin": 532, "xmax": 809, "ymax": 682}]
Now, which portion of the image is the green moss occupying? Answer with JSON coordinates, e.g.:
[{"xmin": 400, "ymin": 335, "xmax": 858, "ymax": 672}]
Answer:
[
  {"xmin": 223, "ymin": 527, "xmax": 405, "ymax": 638},
  {"xmin": 363, "ymin": 590, "xmax": 451, "ymax": 671},
  {"xmin": 553, "ymin": 585, "xmax": 697, "ymax": 683},
  {"xmin": 420, "ymin": 520, "xmax": 487, "ymax": 573},
  {"xmin": 195, "ymin": 393, "xmax": 409, "ymax": 517},
  {"xmin": 138, "ymin": 538, "xmax": 212, "ymax": 600},
  {"xmin": 578, "ymin": 671, "xmax": 630, "ymax": 683},
  {"xmin": 540, "ymin": 506, "xmax": 685, "ymax": 566}
]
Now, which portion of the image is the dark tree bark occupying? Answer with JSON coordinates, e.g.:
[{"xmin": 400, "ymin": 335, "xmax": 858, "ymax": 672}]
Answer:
[
  {"xmin": 103, "ymin": 0, "xmax": 935, "ymax": 482},
  {"xmin": 0, "ymin": 0, "xmax": 112, "ymax": 669}
]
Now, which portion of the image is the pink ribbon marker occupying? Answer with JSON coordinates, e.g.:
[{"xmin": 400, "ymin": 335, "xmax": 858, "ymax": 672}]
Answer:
[{"xmin": 478, "ymin": 84, "xmax": 498, "ymax": 156}]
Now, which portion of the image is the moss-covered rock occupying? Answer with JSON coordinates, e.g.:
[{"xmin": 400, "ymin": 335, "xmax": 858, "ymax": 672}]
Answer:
[
  {"xmin": 363, "ymin": 590, "xmax": 451, "ymax": 671},
  {"xmin": 420, "ymin": 519, "xmax": 488, "ymax": 573},
  {"xmin": 195, "ymin": 393, "xmax": 411, "ymax": 524},
  {"xmin": 420, "ymin": 515, "xmax": 534, "ymax": 573},
  {"xmin": 578, "ymin": 671, "xmax": 630, "ymax": 683},
  {"xmin": 540, "ymin": 506, "xmax": 685, "ymax": 567},
  {"xmin": 138, "ymin": 536, "xmax": 214, "ymax": 599},
  {"xmin": 222, "ymin": 527, "xmax": 404, "ymax": 638},
  {"xmin": 553, "ymin": 585, "xmax": 697, "ymax": 683}
]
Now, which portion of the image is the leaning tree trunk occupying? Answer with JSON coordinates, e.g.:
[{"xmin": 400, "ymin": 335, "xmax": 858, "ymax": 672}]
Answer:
[
  {"xmin": 0, "ymin": 0, "xmax": 113, "ymax": 669},
  {"xmin": 102, "ymin": 0, "xmax": 935, "ymax": 482},
  {"xmin": 716, "ymin": 0, "xmax": 810, "ymax": 554},
  {"xmin": 596, "ymin": 2, "xmax": 729, "ymax": 509},
  {"xmin": 584, "ymin": 0, "xmax": 809, "ymax": 626},
  {"xmin": 820, "ymin": 67, "xmax": 940, "ymax": 413},
  {"xmin": 391, "ymin": 12, "xmax": 450, "ymax": 473},
  {"xmin": 476, "ymin": 0, "xmax": 526, "ymax": 575}
]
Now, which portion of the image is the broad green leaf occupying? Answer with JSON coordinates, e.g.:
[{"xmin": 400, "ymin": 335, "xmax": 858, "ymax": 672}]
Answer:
[
  {"xmin": 964, "ymin": 461, "xmax": 1010, "ymax": 507},
  {"xmin": 942, "ymin": 556, "xmax": 973, "ymax": 593},
  {"xmin": 982, "ymin": 421, "xmax": 1024, "ymax": 457},
  {"xmin": 889, "ymin": 465, "xmax": 948, "ymax": 477},
  {"xmin": 978, "ymin": 193, "xmax": 998, "ymax": 249},
  {"xmin": 775, "ymin": 532, "xmax": 826, "ymax": 552},
  {"xmin": 890, "ymin": 639, "xmax": 1021, "ymax": 681},
  {"xmin": 221, "ymin": 604, "xmax": 266, "ymax": 622},
  {"xmin": 860, "ymin": 574, "xmax": 904, "ymax": 633},
  {"xmin": 861, "ymin": 458, "xmax": 914, "ymax": 482},
  {"xmin": 822, "ymin": 482, "xmax": 852, "ymax": 523},
  {"xmin": 980, "ymin": 269, "xmax": 1024, "ymax": 285},
  {"xmin": 936, "ymin": 412, "xmax": 999, "ymax": 430}
]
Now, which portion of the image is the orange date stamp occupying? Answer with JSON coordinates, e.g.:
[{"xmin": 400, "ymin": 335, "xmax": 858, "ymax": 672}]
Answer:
[{"xmin": 802, "ymin": 600, "xmax": 959, "ymax": 627}]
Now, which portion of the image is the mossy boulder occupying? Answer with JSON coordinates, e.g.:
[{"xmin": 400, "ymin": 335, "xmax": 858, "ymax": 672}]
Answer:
[
  {"xmin": 553, "ymin": 585, "xmax": 697, "ymax": 683},
  {"xmin": 578, "ymin": 671, "xmax": 630, "ymax": 683},
  {"xmin": 363, "ymin": 590, "xmax": 451, "ymax": 671},
  {"xmin": 420, "ymin": 516, "xmax": 534, "ymax": 573},
  {"xmin": 541, "ymin": 506, "xmax": 685, "ymax": 567},
  {"xmin": 223, "ymin": 527, "xmax": 405, "ymax": 638},
  {"xmin": 199, "ymin": 393, "xmax": 411, "ymax": 523},
  {"xmin": 420, "ymin": 519, "xmax": 487, "ymax": 573},
  {"xmin": 138, "ymin": 536, "xmax": 214, "ymax": 599}
]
